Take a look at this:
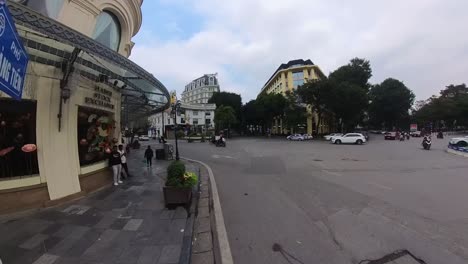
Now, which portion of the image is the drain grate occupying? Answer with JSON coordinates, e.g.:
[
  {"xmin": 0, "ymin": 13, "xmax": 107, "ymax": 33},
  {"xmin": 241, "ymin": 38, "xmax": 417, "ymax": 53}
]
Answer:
[{"xmin": 358, "ymin": 250, "xmax": 426, "ymax": 264}]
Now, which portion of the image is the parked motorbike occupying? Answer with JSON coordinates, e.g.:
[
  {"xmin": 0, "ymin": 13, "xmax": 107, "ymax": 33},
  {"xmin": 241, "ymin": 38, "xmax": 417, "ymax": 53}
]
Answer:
[{"xmin": 437, "ymin": 132, "xmax": 444, "ymax": 139}]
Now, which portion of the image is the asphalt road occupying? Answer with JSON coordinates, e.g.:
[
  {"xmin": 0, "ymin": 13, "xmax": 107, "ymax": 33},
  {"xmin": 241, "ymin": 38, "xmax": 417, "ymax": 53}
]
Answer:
[{"xmin": 177, "ymin": 135, "xmax": 468, "ymax": 263}]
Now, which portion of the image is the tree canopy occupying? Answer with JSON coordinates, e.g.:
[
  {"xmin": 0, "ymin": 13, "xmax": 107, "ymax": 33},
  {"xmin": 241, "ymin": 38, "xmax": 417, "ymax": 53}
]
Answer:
[
  {"xmin": 208, "ymin": 92, "xmax": 242, "ymax": 117},
  {"xmin": 413, "ymin": 84, "xmax": 468, "ymax": 130},
  {"xmin": 368, "ymin": 78, "xmax": 415, "ymax": 130},
  {"xmin": 214, "ymin": 105, "xmax": 237, "ymax": 131}
]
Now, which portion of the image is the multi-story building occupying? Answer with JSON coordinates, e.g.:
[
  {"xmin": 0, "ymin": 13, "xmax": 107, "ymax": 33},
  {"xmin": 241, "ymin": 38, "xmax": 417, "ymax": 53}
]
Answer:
[
  {"xmin": 259, "ymin": 59, "xmax": 330, "ymax": 135},
  {"xmin": 149, "ymin": 103, "xmax": 216, "ymax": 138},
  {"xmin": 181, "ymin": 74, "xmax": 220, "ymax": 104},
  {"xmin": 0, "ymin": 1, "xmax": 169, "ymax": 213}
]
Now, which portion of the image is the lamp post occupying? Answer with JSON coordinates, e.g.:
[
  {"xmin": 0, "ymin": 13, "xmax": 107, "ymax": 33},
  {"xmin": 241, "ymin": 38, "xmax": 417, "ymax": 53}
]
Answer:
[{"xmin": 172, "ymin": 100, "xmax": 181, "ymax": 160}]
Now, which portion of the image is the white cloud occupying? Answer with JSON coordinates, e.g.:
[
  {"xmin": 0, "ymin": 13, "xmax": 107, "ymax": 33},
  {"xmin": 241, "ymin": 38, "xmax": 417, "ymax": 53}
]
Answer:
[{"xmin": 131, "ymin": 0, "xmax": 468, "ymax": 102}]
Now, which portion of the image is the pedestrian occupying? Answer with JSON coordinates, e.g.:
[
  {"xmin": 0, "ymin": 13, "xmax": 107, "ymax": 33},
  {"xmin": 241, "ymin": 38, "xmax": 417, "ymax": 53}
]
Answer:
[
  {"xmin": 109, "ymin": 145, "xmax": 123, "ymax": 186},
  {"xmin": 118, "ymin": 144, "xmax": 131, "ymax": 178},
  {"xmin": 144, "ymin": 145, "xmax": 154, "ymax": 167}
]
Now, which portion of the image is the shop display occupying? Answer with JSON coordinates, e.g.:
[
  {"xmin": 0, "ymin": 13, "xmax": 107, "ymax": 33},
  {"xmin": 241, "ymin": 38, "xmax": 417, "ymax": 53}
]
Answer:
[
  {"xmin": 77, "ymin": 106, "xmax": 115, "ymax": 166},
  {"xmin": 0, "ymin": 99, "xmax": 38, "ymax": 178}
]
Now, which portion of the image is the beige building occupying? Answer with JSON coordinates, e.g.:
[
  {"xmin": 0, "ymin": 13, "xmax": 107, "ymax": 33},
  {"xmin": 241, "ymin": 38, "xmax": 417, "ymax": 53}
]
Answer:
[
  {"xmin": 259, "ymin": 59, "xmax": 330, "ymax": 135},
  {"xmin": 181, "ymin": 74, "xmax": 220, "ymax": 104},
  {"xmin": 0, "ymin": 1, "xmax": 169, "ymax": 214}
]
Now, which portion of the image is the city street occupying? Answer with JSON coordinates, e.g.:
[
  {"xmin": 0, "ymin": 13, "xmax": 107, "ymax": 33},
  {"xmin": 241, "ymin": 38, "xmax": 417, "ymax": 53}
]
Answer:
[{"xmin": 178, "ymin": 135, "xmax": 468, "ymax": 263}]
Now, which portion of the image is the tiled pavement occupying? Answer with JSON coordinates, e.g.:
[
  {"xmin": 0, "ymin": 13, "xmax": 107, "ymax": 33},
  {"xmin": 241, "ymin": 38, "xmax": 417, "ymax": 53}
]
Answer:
[{"xmin": 0, "ymin": 143, "xmax": 198, "ymax": 264}]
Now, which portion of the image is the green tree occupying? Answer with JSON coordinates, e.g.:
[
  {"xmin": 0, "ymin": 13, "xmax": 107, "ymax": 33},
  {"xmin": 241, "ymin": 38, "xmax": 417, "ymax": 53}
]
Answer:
[
  {"xmin": 283, "ymin": 91, "xmax": 307, "ymax": 130},
  {"xmin": 214, "ymin": 106, "xmax": 237, "ymax": 134},
  {"xmin": 328, "ymin": 82, "xmax": 368, "ymax": 132},
  {"xmin": 413, "ymin": 84, "xmax": 468, "ymax": 130},
  {"xmin": 329, "ymin": 58, "xmax": 372, "ymax": 91},
  {"xmin": 369, "ymin": 78, "xmax": 415, "ymax": 130},
  {"xmin": 208, "ymin": 92, "xmax": 242, "ymax": 118},
  {"xmin": 296, "ymin": 79, "xmax": 333, "ymax": 134},
  {"xmin": 255, "ymin": 93, "xmax": 287, "ymax": 132}
]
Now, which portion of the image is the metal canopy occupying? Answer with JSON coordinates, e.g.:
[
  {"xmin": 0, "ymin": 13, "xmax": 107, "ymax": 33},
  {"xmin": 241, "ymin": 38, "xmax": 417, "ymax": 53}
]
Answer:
[{"xmin": 6, "ymin": 1, "xmax": 170, "ymax": 123}]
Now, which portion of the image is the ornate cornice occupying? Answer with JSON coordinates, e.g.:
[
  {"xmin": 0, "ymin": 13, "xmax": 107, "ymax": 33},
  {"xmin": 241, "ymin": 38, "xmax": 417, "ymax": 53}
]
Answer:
[{"xmin": 68, "ymin": 0, "xmax": 100, "ymax": 16}]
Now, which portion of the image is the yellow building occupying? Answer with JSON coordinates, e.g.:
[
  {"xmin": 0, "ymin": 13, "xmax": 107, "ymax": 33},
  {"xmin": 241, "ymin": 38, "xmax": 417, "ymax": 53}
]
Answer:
[{"xmin": 259, "ymin": 59, "xmax": 330, "ymax": 135}]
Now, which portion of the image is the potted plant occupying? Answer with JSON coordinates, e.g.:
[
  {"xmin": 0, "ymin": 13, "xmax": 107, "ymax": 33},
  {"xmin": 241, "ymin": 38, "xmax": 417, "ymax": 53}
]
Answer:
[{"xmin": 163, "ymin": 161, "xmax": 198, "ymax": 206}]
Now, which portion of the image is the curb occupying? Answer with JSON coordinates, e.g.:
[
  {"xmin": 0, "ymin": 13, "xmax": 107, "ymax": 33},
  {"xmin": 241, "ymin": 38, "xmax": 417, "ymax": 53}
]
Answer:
[
  {"xmin": 182, "ymin": 157, "xmax": 234, "ymax": 264},
  {"xmin": 447, "ymin": 148, "xmax": 468, "ymax": 158}
]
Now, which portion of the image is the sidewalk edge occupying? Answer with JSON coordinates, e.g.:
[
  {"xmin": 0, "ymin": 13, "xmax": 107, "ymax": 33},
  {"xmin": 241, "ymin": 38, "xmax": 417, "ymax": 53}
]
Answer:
[{"xmin": 182, "ymin": 157, "xmax": 234, "ymax": 264}]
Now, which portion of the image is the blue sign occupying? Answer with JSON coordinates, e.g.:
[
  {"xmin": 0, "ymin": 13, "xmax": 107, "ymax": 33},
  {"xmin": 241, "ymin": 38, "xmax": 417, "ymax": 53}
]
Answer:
[{"xmin": 0, "ymin": 3, "xmax": 29, "ymax": 100}]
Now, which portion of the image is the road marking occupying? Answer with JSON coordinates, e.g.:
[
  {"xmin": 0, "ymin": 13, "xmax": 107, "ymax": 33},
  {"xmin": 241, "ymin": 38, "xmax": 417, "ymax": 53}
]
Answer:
[
  {"xmin": 369, "ymin": 182, "xmax": 392, "ymax": 190},
  {"xmin": 323, "ymin": 170, "xmax": 343, "ymax": 177},
  {"xmin": 212, "ymin": 154, "xmax": 235, "ymax": 159}
]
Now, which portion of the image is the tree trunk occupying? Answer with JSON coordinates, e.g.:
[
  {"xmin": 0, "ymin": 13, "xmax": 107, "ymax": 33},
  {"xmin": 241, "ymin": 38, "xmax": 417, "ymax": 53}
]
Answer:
[{"xmin": 316, "ymin": 112, "xmax": 322, "ymax": 135}]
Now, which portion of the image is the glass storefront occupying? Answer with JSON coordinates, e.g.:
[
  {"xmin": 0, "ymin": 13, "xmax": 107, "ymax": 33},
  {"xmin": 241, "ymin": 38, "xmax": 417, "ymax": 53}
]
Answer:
[
  {"xmin": 77, "ymin": 106, "xmax": 115, "ymax": 166},
  {"xmin": 0, "ymin": 99, "xmax": 39, "ymax": 178}
]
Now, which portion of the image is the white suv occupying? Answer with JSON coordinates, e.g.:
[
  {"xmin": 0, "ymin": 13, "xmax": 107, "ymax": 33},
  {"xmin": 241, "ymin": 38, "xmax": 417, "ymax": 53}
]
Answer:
[{"xmin": 331, "ymin": 133, "xmax": 367, "ymax": 145}]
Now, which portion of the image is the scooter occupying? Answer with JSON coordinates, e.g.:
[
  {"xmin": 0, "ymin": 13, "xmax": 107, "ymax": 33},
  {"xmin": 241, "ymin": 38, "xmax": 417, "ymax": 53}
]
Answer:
[
  {"xmin": 422, "ymin": 138, "xmax": 431, "ymax": 150},
  {"xmin": 216, "ymin": 138, "xmax": 226, "ymax": 147}
]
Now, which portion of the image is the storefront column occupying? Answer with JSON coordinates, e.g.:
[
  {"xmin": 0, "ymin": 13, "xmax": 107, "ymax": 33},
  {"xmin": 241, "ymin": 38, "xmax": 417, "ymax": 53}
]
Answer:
[{"xmin": 35, "ymin": 66, "xmax": 81, "ymax": 200}]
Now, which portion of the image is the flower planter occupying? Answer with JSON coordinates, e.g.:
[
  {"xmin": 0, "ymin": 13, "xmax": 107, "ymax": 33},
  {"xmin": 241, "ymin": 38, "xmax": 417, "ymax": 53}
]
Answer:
[{"xmin": 163, "ymin": 186, "xmax": 192, "ymax": 206}]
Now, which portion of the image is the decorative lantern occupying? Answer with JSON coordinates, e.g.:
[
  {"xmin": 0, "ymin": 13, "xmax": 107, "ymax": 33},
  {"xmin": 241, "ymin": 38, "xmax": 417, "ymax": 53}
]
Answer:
[{"xmin": 21, "ymin": 144, "xmax": 37, "ymax": 153}]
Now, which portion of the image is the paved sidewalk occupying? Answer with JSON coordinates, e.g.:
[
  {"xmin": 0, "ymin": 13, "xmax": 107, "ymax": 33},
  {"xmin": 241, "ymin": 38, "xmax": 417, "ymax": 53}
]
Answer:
[{"xmin": 0, "ymin": 144, "xmax": 197, "ymax": 264}]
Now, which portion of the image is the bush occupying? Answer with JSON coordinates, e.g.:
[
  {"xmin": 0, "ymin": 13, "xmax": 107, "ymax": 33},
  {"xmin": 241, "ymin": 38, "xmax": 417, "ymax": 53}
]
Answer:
[
  {"xmin": 176, "ymin": 131, "xmax": 185, "ymax": 139},
  {"xmin": 166, "ymin": 161, "xmax": 186, "ymax": 187},
  {"xmin": 166, "ymin": 161, "xmax": 198, "ymax": 187}
]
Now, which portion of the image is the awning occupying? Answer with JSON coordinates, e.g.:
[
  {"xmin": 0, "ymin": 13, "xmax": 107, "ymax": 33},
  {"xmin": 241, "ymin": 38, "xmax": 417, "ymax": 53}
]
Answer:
[{"xmin": 6, "ymin": 1, "xmax": 170, "ymax": 123}]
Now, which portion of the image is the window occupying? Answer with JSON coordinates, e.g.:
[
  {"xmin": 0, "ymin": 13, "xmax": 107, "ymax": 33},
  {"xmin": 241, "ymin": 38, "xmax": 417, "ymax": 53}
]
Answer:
[
  {"xmin": 206, "ymin": 112, "xmax": 211, "ymax": 116},
  {"xmin": 292, "ymin": 71, "xmax": 304, "ymax": 88},
  {"xmin": 77, "ymin": 107, "xmax": 115, "ymax": 166},
  {"xmin": 181, "ymin": 118, "xmax": 185, "ymax": 124},
  {"xmin": 193, "ymin": 111, "xmax": 199, "ymax": 116},
  {"xmin": 24, "ymin": 0, "xmax": 65, "ymax": 19},
  {"xmin": 193, "ymin": 118, "xmax": 199, "ymax": 125},
  {"xmin": 168, "ymin": 118, "xmax": 170, "ymax": 124},
  {"xmin": 206, "ymin": 119, "xmax": 211, "ymax": 125},
  {"xmin": 93, "ymin": 11, "xmax": 121, "ymax": 51},
  {"xmin": 0, "ymin": 100, "xmax": 39, "ymax": 178}
]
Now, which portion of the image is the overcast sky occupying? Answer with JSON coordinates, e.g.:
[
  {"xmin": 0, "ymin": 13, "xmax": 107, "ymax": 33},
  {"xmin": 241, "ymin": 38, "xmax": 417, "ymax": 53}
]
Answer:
[{"xmin": 130, "ymin": 0, "xmax": 468, "ymax": 103}]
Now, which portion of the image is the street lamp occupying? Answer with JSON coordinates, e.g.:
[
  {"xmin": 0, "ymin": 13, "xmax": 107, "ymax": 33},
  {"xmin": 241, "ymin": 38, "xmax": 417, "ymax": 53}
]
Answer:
[{"xmin": 172, "ymin": 100, "xmax": 181, "ymax": 160}]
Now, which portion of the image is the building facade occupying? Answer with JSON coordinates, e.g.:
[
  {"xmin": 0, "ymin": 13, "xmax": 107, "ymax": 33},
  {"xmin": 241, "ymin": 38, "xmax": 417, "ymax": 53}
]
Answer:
[
  {"xmin": 259, "ymin": 59, "xmax": 330, "ymax": 135},
  {"xmin": 0, "ymin": 1, "xmax": 169, "ymax": 214},
  {"xmin": 181, "ymin": 74, "xmax": 220, "ymax": 104},
  {"xmin": 149, "ymin": 103, "xmax": 216, "ymax": 138}
]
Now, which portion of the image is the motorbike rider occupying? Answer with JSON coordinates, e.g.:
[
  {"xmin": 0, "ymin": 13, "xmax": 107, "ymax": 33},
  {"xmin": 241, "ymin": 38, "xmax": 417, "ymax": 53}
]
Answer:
[
  {"xmin": 218, "ymin": 133, "xmax": 225, "ymax": 145},
  {"xmin": 422, "ymin": 134, "xmax": 431, "ymax": 148}
]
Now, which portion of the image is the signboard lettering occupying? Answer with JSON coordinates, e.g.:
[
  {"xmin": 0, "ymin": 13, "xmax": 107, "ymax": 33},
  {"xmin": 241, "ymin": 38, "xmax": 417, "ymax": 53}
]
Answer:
[
  {"xmin": 85, "ymin": 86, "xmax": 115, "ymax": 110},
  {"xmin": 0, "ymin": 3, "xmax": 29, "ymax": 100}
]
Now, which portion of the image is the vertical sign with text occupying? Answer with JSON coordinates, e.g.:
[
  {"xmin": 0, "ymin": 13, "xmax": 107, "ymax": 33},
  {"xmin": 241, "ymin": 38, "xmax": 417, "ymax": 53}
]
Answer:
[{"xmin": 0, "ymin": 2, "xmax": 29, "ymax": 100}]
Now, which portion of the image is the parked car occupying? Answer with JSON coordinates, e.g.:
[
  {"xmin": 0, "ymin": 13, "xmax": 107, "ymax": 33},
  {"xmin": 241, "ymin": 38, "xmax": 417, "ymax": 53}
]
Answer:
[
  {"xmin": 287, "ymin": 134, "xmax": 305, "ymax": 141},
  {"xmin": 355, "ymin": 131, "xmax": 369, "ymax": 140},
  {"xmin": 302, "ymin": 134, "xmax": 313, "ymax": 140},
  {"xmin": 139, "ymin": 135, "xmax": 150, "ymax": 141},
  {"xmin": 449, "ymin": 137, "xmax": 468, "ymax": 147},
  {"xmin": 324, "ymin": 133, "xmax": 343, "ymax": 141},
  {"xmin": 331, "ymin": 133, "xmax": 367, "ymax": 145},
  {"xmin": 384, "ymin": 132, "xmax": 397, "ymax": 140},
  {"xmin": 410, "ymin": 131, "xmax": 422, "ymax": 137}
]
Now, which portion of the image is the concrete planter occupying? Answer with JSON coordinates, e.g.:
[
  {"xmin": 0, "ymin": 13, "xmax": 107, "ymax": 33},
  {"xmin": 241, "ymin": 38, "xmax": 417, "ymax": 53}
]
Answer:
[{"xmin": 163, "ymin": 186, "xmax": 192, "ymax": 206}]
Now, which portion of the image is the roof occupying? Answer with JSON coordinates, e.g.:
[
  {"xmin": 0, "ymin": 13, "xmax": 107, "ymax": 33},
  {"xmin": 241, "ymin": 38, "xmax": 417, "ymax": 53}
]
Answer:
[
  {"xmin": 263, "ymin": 59, "xmax": 314, "ymax": 87},
  {"xmin": 8, "ymin": 1, "xmax": 170, "ymax": 123}
]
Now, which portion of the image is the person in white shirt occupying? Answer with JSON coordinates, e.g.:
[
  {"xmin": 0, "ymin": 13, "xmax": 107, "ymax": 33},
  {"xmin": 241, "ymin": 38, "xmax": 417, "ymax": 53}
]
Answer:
[{"xmin": 118, "ymin": 144, "xmax": 130, "ymax": 179}]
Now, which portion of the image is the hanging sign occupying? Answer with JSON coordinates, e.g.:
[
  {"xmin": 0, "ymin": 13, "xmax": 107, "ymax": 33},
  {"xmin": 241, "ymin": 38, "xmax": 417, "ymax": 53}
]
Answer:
[{"xmin": 0, "ymin": 2, "xmax": 29, "ymax": 100}]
